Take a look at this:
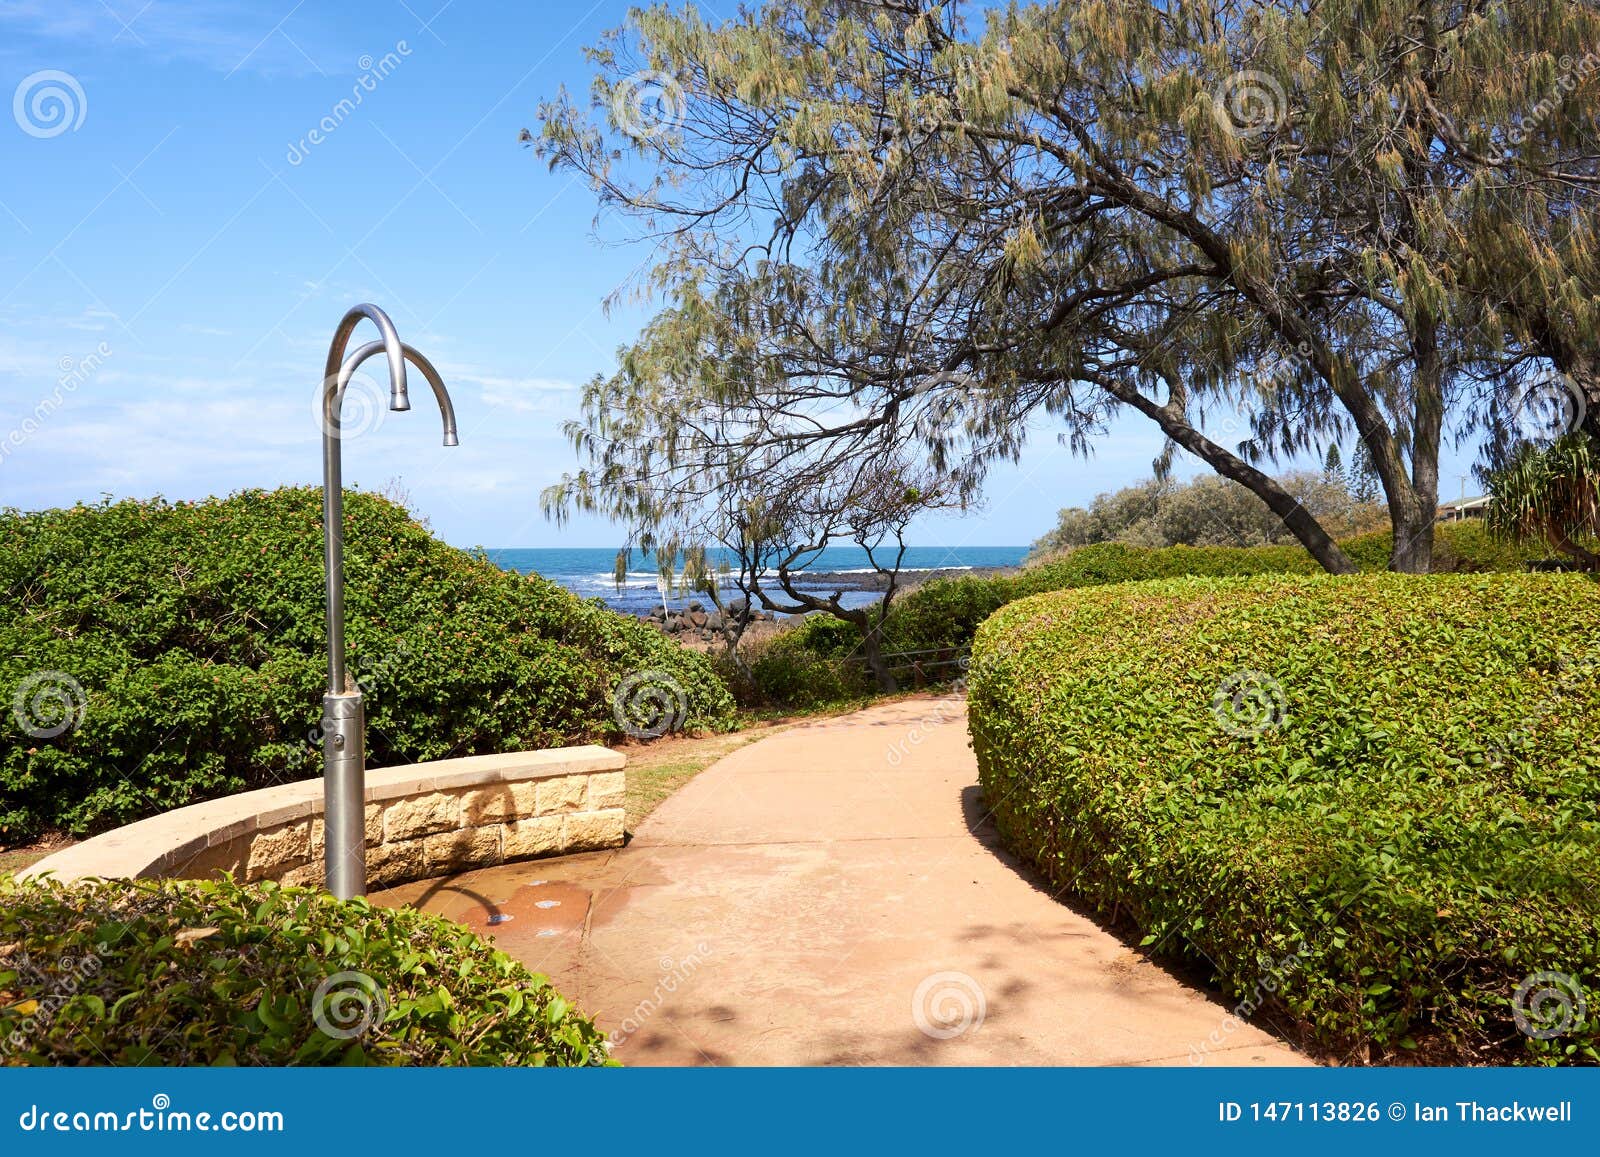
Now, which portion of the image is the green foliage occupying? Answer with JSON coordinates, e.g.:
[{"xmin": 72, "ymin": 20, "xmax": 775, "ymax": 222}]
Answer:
[
  {"xmin": 1015, "ymin": 541, "xmax": 1319, "ymax": 593},
  {"xmin": 878, "ymin": 575, "xmax": 1015, "ymax": 656},
  {"xmin": 871, "ymin": 541, "xmax": 1320, "ymax": 667},
  {"xmin": 537, "ymin": 0, "xmax": 1600, "ymax": 574},
  {"xmin": 1486, "ymin": 432, "xmax": 1600, "ymax": 570},
  {"xmin": 0, "ymin": 874, "xmax": 612, "ymax": 1066},
  {"xmin": 969, "ymin": 573, "xmax": 1600, "ymax": 1064},
  {"xmin": 1028, "ymin": 471, "xmax": 1387, "ymax": 558},
  {"xmin": 746, "ymin": 523, "xmax": 1549, "ymax": 709},
  {"xmin": 0, "ymin": 489, "xmax": 737, "ymax": 841},
  {"xmin": 1341, "ymin": 522, "xmax": 1551, "ymax": 574},
  {"xmin": 884, "ymin": 525, "xmax": 1547, "ymax": 663},
  {"xmin": 742, "ymin": 626, "xmax": 871, "ymax": 709}
]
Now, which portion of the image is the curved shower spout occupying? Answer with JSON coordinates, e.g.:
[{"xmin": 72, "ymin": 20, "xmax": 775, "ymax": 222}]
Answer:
[
  {"xmin": 319, "ymin": 306, "xmax": 458, "ymax": 901},
  {"xmin": 333, "ymin": 340, "xmax": 459, "ymax": 447},
  {"xmin": 324, "ymin": 303, "xmax": 408, "ymax": 410}
]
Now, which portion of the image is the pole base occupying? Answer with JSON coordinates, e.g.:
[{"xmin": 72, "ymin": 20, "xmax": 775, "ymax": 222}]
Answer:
[{"xmin": 322, "ymin": 692, "xmax": 367, "ymax": 899}]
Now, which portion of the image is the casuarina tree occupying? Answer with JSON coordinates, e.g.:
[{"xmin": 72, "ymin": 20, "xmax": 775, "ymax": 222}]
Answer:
[{"xmin": 533, "ymin": 0, "xmax": 1599, "ymax": 572}]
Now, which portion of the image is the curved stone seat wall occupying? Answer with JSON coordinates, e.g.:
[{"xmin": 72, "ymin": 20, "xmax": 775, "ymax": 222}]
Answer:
[{"xmin": 19, "ymin": 747, "xmax": 626, "ymax": 890}]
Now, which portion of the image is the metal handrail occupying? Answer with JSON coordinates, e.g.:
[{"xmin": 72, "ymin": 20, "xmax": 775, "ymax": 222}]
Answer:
[{"xmin": 838, "ymin": 647, "xmax": 972, "ymax": 665}]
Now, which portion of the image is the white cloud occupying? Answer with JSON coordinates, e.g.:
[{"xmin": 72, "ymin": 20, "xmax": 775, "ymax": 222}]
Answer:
[
  {"xmin": 456, "ymin": 371, "xmax": 577, "ymax": 415},
  {"xmin": 0, "ymin": 1, "xmax": 344, "ymax": 76}
]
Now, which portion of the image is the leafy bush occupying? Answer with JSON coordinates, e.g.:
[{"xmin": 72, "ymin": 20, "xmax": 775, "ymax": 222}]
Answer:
[
  {"xmin": 0, "ymin": 489, "xmax": 737, "ymax": 841},
  {"xmin": 0, "ymin": 874, "xmax": 611, "ymax": 1065},
  {"xmin": 749, "ymin": 523, "xmax": 1547, "ymax": 710},
  {"xmin": 969, "ymin": 573, "xmax": 1600, "ymax": 1064},
  {"xmin": 1028, "ymin": 470, "xmax": 1388, "ymax": 558},
  {"xmin": 1338, "ymin": 522, "xmax": 1549, "ymax": 573},
  {"xmin": 742, "ymin": 626, "xmax": 872, "ymax": 709},
  {"xmin": 873, "ymin": 524, "xmax": 1550, "ymax": 668},
  {"xmin": 1013, "ymin": 540, "xmax": 1319, "ymax": 594},
  {"xmin": 870, "ymin": 541, "xmax": 1320, "ymax": 667},
  {"xmin": 878, "ymin": 574, "xmax": 1015, "ymax": 656}
]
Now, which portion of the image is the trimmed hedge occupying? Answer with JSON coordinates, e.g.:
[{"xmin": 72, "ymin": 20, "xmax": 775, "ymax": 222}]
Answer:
[
  {"xmin": 0, "ymin": 489, "xmax": 737, "ymax": 841},
  {"xmin": 897, "ymin": 523, "xmax": 1544, "ymax": 656},
  {"xmin": 969, "ymin": 573, "xmax": 1600, "ymax": 1064},
  {"xmin": 0, "ymin": 875, "xmax": 611, "ymax": 1065},
  {"xmin": 748, "ymin": 523, "xmax": 1552, "ymax": 709},
  {"xmin": 1012, "ymin": 540, "xmax": 1318, "ymax": 595},
  {"xmin": 1335, "ymin": 522, "xmax": 1549, "ymax": 574}
]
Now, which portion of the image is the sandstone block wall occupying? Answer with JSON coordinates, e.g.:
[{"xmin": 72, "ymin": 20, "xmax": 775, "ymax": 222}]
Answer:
[{"xmin": 21, "ymin": 748, "xmax": 627, "ymax": 891}]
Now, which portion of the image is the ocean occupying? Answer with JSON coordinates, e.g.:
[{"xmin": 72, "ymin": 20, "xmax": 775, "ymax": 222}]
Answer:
[{"xmin": 485, "ymin": 545, "xmax": 1029, "ymax": 616}]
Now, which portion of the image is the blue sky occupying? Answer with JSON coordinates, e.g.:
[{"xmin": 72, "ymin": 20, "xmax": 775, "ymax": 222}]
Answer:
[{"xmin": 0, "ymin": 1, "xmax": 1477, "ymax": 549}]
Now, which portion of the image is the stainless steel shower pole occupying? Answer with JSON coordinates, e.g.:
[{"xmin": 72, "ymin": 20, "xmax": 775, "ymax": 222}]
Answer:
[{"xmin": 319, "ymin": 306, "xmax": 458, "ymax": 899}]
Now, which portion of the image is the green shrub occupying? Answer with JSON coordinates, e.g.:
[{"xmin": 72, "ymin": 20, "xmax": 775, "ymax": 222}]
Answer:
[
  {"xmin": 744, "ymin": 626, "xmax": 872, "ymax": 709},
  {"xmin": 879, "ymin": 574, "xmax": 1015, "ymax": 655},
  {"xmin": 0, "ymin": 489, "xmax": 736, "ymax": 841},
  {"xmin": 780, "ymin": 615, "xmax": 865, "ymax": 659},
  {"xmin": 876, "ymin": 542, "xmax": 1320, "ymax": 663},
  {"xmin": 752, "ymin": 524, "xmax": 1548, "ymax": 711},
  {"xmin": 969, "ymin": 573, "xmax": 1600, "ymax": 1064},
  {"xmin": 0, "ymin": 874, "xmax": 611, "ymax": 1065},
  {"xmin": 1353, "ymin": 520, "xmax": 1553, "ymax": 573},
  {"xmin": 871, "ymin": 526, "xmax": 1548, "ymax": 668},
  {"xmin": 1012, "ymin": 540, "xmax": 1319, "ymax": 595}
]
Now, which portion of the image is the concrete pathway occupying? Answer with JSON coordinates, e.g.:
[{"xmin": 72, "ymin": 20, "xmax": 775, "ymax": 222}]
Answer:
[{"xmin": 378, "ymin": 694, "xmax": 1310, "ymax": 1066}]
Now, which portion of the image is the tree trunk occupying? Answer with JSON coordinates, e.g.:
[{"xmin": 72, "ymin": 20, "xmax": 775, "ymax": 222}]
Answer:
[
  {"xmin": 1388, "ymin": 502, "xmax": 1436, "ymax": 573},
  {"xmin": 1099, "ymin": 377, "xmax": 1359, "ymax": 574},
  {"xmin": 854, "ymin": 615, "xmax": 898, "ymax": 694},
  {"xmin": 1570, "ymin": 355, "xmax": 1600, "ymax": 444},
  {"xmin": 1550, "ymin": 531, "xmax": 1600, "ymax": 572}
]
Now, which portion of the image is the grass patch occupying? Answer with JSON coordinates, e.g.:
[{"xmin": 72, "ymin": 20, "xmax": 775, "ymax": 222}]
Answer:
[
  {"xmin": 620, "ymin": 727, "xmax": 786, "ymax": 831},
  {"xmin": 0, "ymin": 847, "xmax": 55, "ymax": 876}
]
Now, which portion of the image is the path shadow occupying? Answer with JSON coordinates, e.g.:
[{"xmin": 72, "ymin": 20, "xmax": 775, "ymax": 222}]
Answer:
[{"xmin": 956, "ymin": 782, "xmax": 1314, "ymax": 1060}]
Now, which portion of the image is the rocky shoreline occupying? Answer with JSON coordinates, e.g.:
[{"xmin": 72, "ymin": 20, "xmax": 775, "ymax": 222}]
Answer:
[{"xmin": 638, "ymin": 597, "xmax": 778, "ymax": 646}]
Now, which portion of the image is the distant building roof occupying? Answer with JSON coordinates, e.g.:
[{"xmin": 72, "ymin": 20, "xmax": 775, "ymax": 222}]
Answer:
[{"xmin": 1440, "ymin": 496, "xmax": 1497, "ymax": 518}]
